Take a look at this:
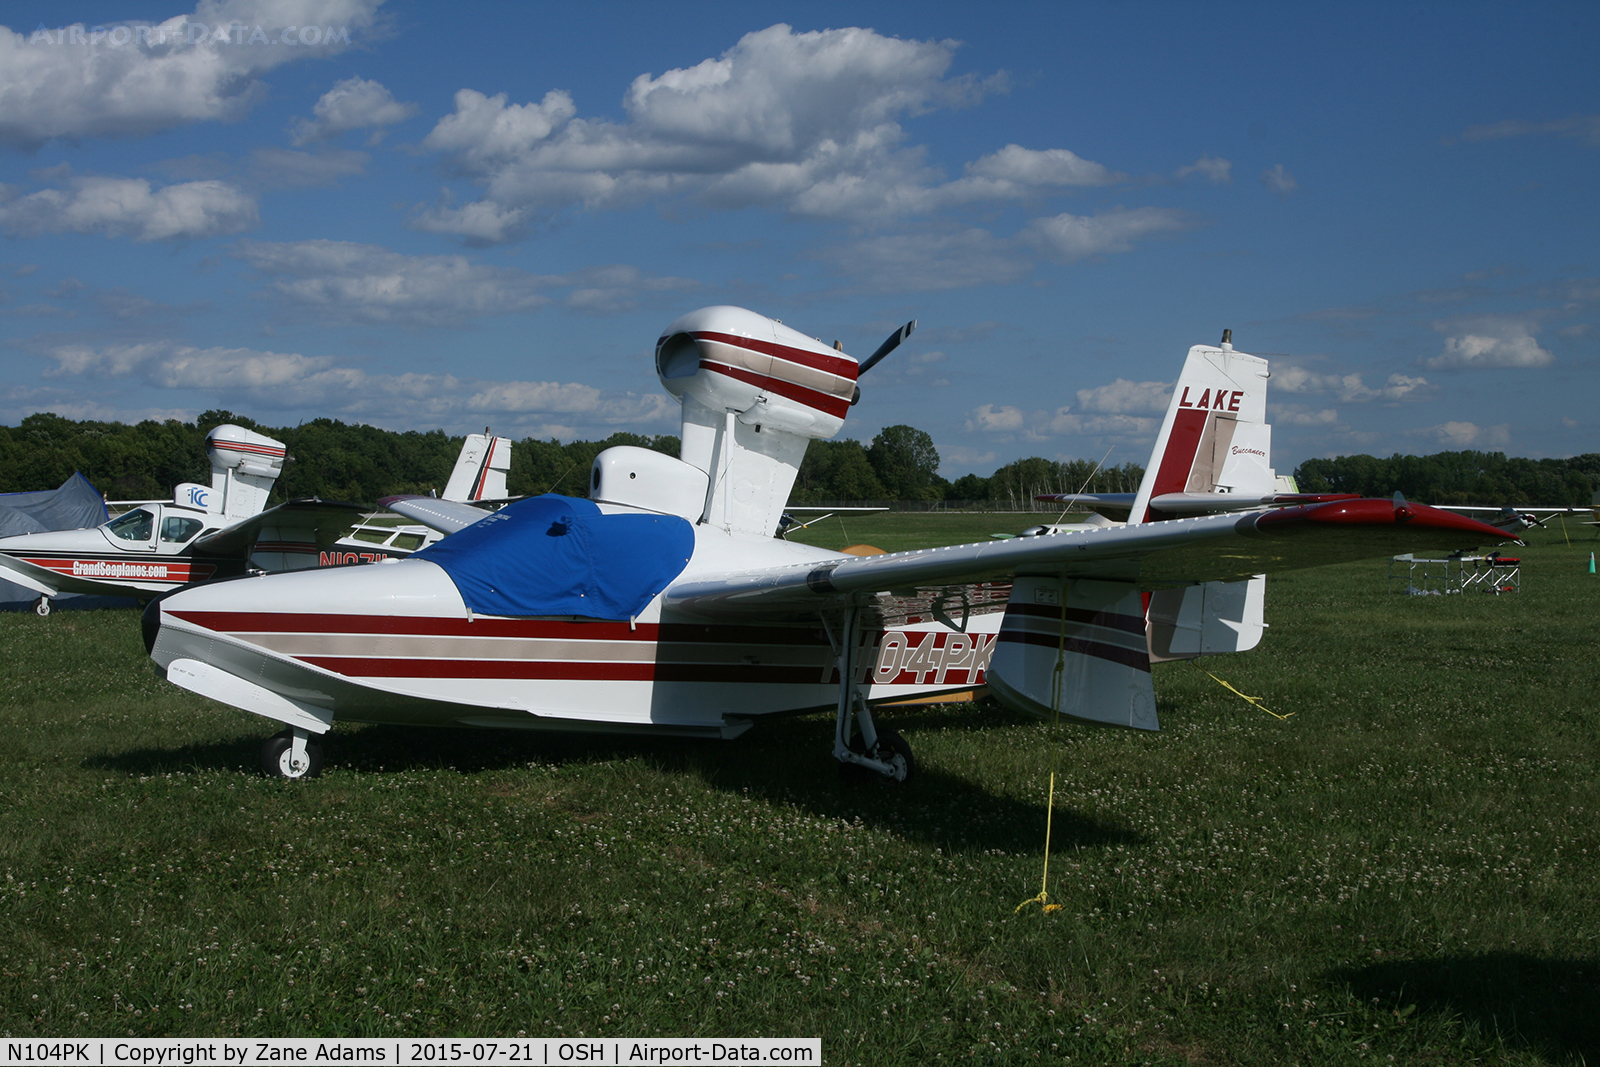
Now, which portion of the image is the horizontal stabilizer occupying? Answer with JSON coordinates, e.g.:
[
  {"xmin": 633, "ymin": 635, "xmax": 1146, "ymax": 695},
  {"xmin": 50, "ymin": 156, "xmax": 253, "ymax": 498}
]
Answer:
[{"xmin": 380, "ymin": 495, "xmax": 497, "ymax": 536}]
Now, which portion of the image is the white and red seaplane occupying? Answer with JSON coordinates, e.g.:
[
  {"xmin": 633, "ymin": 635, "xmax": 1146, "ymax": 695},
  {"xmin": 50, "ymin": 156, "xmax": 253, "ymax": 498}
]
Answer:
[{"xmin": 144, "ymin": 306, "xmax": 1511, "ymax": 779}]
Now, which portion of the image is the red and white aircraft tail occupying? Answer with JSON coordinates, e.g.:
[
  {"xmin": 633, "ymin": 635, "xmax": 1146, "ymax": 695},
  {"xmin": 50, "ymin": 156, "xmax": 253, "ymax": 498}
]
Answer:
[
  {"xmin": 442, "ymin": 432, "xmax": 512, "ymax": 503},
  {"xmin": 988, "ymin": 333, "xmax": 1278, "ymax": 728},
  {"xmin": 204, "ymin": 425, "xmax": 287, "ymax": 521},
  {"xmin": 1129, "ymin": 333, "xmax": 1276, "ymax": 523}
]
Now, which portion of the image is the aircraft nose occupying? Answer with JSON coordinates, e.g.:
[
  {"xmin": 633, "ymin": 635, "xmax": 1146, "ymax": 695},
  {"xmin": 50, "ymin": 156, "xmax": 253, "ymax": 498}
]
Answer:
[{"xmin": 141, "ymin": 597, "xmax": 163, "ymax": 655}]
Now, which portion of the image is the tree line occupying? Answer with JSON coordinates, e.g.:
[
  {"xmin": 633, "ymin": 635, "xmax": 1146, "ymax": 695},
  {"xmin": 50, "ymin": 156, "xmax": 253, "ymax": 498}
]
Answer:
[
  {"xmin": 1293, "ymin": 451, "xmax": 1600, "ymax": 507},
  {"xmin": 1, "ymin": 411, "xmax": 1593, "ymax": 508}
]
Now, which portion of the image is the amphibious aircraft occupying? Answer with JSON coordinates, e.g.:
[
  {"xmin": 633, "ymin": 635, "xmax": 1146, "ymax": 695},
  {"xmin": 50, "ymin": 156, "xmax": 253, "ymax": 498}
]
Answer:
[
  {"xmin": 144, "ymin": 306, "xmax": 1510, "ymax": 780},
  {"xmin": 0, "ymin": 425, "xmax": 365, "ymax": 615},
  {"xmin": 324, "ymin": 431, "xmax": 514, "ymax": 564}
]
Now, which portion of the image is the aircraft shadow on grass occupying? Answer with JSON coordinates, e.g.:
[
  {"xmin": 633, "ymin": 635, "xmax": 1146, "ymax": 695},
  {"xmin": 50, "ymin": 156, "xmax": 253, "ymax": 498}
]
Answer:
[
  {"xmin": 1328, "ymin": 952, "xmax": 1599, "ymax": 1063},
  {"xmin": 83, "ymin": 709, "xmax": 1142, "ymax": 856}
]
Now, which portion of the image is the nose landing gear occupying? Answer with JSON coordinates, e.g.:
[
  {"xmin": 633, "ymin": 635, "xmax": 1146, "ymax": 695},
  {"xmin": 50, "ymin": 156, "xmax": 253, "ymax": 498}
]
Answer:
[{"xmin": 261, "ymin": 727, "xmax": 324, "ymax": 779}]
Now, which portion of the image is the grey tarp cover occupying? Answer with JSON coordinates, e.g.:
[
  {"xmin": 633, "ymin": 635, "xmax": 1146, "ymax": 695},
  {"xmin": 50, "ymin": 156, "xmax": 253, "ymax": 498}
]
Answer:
[{"xmin": 0, "ymin": 473, "xmax": 115, "ymax": 607}]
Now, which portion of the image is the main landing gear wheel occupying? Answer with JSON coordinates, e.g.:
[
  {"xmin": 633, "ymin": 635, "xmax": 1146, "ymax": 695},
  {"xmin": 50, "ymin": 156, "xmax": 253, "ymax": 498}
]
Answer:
[
  {"xmin": 873, "ymin": 728, "xmax": 914, "ymax": 783},
  {"xmin": 33, "ymin": 596, "xmax": 52, "ymax": 617},
  {"xmin": 841, "ymin": 728, "xmax": 915, "ymax": 785},
  {"xmin": 260, "ymin": 728, "xmax": 324, "ymax": 780}
]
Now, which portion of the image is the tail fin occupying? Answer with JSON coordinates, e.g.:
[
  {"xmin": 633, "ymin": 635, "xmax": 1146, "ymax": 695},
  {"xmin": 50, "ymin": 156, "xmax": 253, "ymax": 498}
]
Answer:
[
  {"xmin": 443, "ymin": 433, "xmax": 512, "ymax": 502},
  {"xmin": 1129, "ymin": 337, "xmax": 1274, "ymax": 524},
  {"xmin": 206, "ymin": 424, "xmax": 286, "ymax": 521},
  {"xmin": 1134, "ymin": 336, "xmax": 1272, "ymax": 661}
]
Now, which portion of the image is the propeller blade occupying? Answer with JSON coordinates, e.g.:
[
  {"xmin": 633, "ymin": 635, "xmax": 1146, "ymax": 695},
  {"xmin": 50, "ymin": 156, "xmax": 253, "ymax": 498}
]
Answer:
[{"xmin": 857, "ymin": 320, "xmax": 917, "ymax": 375}]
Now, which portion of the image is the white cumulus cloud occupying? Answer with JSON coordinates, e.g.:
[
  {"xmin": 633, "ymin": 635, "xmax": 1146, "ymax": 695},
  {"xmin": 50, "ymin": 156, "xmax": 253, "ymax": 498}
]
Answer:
[
  {"xmin": 1177, "ymin": 155, "xmax": 1232, "ymax": 184},
  {"xmin": 410, "ymin": 24, "xmax": 1077, "ymax": 239},
  {"xmin": 1424, "ymin": 317, "xmax": 1553, "ymax": 369},
  {"xmin": 0, "ymin": 176, "xmax": 257, "ymax": 241},
  {"xmin": 1414, "ymin": 421, "xmax": 1512, "ymax": 448},
  {"xmin": 1074, "ymin": 378, "xmax": 1171, "ymax": 414},
  {"xmin": 290, "ymin": 76, "xmax": 416, "ymax": 145},
  {"xmin": 0, "ymin": 0, "xmax": 383, "ymax": 148},
  {"xmin": 1272, "ymin": 366, "xmax": 1431, "ymax": 402},
  {"xmin": 234, "ymin": 239, "xmax": 698, "ymax": 325},
  {"xmin": 1022, "ymin": 207, "xmax": 1189, "ymax": 263},
  {"xmin": 34, "ymin": 337, "xmax": 679, "ymax": 430},
  {"xmin": 966, "ymin": 403, "xmax": 1025, "ymax": 432}
]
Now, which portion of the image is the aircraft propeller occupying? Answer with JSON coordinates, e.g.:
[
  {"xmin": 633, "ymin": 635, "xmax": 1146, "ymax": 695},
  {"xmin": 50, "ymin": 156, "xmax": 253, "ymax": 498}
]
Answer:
[{"xmin": 850, "ymin": 319, "xmax": 916, "ymax": 406}]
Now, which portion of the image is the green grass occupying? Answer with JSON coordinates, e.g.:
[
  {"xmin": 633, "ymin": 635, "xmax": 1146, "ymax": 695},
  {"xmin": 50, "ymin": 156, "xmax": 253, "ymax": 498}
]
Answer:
[{"xmin": 2, "ymin": 525, "xmax": 1598, "ymax": 1064}]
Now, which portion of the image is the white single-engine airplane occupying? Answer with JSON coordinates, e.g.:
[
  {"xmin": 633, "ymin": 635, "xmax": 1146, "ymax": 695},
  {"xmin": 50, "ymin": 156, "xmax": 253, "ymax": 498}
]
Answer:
[
  {"xmin": 0, "ymin": 425, "xmax": 367, "ymax": 615},
  {"xmin": 1434, "ymin": 499, "xmax": 1595, "ymax": 533},
  {"xmin": 145, "ymin": 307, "xmax": 1511, "ymax": 779}
]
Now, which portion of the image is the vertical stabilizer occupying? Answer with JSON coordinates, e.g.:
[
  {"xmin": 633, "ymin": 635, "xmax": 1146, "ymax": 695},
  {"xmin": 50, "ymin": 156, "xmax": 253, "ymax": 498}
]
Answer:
[
  {"xmin": 443, "ymin": 433, "xmax": 512, "ymax": 502},
  {"xmin": 206, "ymin": 425, "xmax": 286, "ymax": 521},
  {"xmin": 1133, "ymin": 337, "xmax": 1273, "ymax": 661},
  {"xmin": 1129, "ymin": 340, "xmax": 1274, "ymax": 524}
]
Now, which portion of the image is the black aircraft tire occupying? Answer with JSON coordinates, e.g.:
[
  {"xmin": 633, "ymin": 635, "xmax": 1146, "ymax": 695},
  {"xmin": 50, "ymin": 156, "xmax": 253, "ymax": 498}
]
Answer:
[
  {"xmin": 839, "ymin": 728, "xmax": 915, "ymax": 786},
  {"xmin": 260, "ymin": 731, "xmax": 324, "ymax": 780},
  {"xmin": 33, "ymin": 596, "xmax": 51, "ymax": 617},
  {"xmin": 873, "ymin": 728, "xmax": 914, "ymax": 784}
]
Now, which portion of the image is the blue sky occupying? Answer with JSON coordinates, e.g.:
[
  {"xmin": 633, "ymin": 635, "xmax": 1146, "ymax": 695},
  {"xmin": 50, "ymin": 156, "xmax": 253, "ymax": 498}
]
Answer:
[{"xmin": 0, "ymin": 1, "xmax": 1594, "ymax": 478}]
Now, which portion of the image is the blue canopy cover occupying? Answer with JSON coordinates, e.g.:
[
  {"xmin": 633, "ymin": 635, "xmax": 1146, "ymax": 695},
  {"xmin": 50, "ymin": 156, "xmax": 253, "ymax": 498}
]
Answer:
[{"xmin": 415, "ymin": 494, "xmax": 695, "ymax": 620}]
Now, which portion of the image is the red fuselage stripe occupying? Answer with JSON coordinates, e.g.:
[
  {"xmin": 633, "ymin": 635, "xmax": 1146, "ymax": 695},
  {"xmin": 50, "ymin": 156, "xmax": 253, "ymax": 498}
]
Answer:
[
  {"xmin": 166, "ymin": 610, "xmax": 827, "ymax": 645},
  {"xmin": 296, "ymin": 657, "xmax": 826, "ymax": 683}
]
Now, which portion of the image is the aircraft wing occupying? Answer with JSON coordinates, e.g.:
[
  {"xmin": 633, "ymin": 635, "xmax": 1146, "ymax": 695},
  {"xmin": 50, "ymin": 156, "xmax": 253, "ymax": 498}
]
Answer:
[
  {"xmin": 191, "ymin": 499, "xmax": 370, "ymax": 558},
  {"xmin": 665, "ymin": 497, "xmax": 1513, "ymax": 622},
  {"xmin": 379, "ymin": 495, "xmax": 497, "ymax": 536}
]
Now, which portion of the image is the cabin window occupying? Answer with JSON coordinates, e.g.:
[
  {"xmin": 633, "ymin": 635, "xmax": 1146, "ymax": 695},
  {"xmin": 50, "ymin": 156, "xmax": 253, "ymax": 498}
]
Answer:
[
  {"xmin": 161, "ymin": 516, "xmax": 206, "ymax": 543},
  {"xmin": 107, "ymin": 509, "xmax": 154, "ymax": 542}
]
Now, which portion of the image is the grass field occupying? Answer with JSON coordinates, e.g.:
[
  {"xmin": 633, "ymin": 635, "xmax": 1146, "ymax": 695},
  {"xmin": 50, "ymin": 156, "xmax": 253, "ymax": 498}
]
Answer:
[{"xmin": 2, "ymin": 518, "xmax": 1598, "ymax": 1064}]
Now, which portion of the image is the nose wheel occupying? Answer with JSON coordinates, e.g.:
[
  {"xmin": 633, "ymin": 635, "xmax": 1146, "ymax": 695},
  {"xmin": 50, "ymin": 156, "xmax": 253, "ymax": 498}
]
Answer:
[
  {"xmin": 33, "ymin": 596, "xmax": 52, "ymax": 617},
  {"xmin": 260, "ymin": 728, "xmax": 324, "ymax": 779}
]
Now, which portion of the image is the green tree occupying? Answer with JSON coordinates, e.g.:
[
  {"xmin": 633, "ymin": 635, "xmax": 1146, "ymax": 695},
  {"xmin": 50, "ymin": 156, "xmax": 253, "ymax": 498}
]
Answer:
[
  {"xmin": 793, "ymin": 439, "xmax": 886, "ymax": 502},
  {"xmin": 868, "ymin": 424, "xmax": 941, "ymax": 500}
]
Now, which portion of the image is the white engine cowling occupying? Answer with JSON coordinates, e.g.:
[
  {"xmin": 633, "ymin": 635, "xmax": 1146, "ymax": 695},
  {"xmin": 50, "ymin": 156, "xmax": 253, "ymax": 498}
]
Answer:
[
  {"xmin": 655, "ymin": 306, "xmax": 858, "ymax": 440},
  {"xmin": 206, "ymin": 424, "xmax": 286, "ymax": 520},
  {"xmin": 207, "ymin": 424, "xmax": 286, "ymax": 480}
]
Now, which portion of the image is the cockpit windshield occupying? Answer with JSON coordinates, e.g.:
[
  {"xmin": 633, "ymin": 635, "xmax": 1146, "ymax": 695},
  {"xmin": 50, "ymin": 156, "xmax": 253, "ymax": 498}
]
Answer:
[{"xmin": 107, "ymin": 508, "xmax": 154, "ymax": 542}]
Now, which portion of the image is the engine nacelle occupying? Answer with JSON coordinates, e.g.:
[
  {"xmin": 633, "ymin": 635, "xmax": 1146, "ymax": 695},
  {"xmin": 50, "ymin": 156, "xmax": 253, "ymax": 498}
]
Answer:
[
  {"xmin": 656, "ymin": 306, "xmax": 858, "ymax": 440},
  {"xmin": 207, "ymin": 424, "xmax": 287, "ymax": 480},
  {"xmin": 206, "ymin": 424, "xmax": 286, "ymax": 520}
]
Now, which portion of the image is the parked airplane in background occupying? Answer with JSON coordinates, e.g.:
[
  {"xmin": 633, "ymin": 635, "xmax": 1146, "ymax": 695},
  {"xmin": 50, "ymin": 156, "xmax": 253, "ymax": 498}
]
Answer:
[
  {"xmin": 324, "ymin": 431, "xmax": 514, "ymax": 564},
  {"xmin": 0, "ymin": 425, "xmax": 366, "ymax": 615},
  {"xmin": 1436, "ymin": 497, "xmax": 1598, "ymax": 533},
  {"xmin": 145, "ymin": 307, "xmax": 1509, "ymax": 780}
]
